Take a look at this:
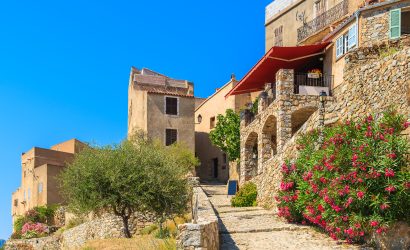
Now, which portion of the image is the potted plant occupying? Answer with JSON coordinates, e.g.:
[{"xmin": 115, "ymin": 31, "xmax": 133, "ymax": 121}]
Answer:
[{"xmin": 307, "ymin": 68, "xmax": 322, "ymax": 79}]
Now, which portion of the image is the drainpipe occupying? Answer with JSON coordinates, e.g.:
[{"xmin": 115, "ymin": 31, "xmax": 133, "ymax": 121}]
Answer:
[{"xmin": 355, "ymin": 10, "xmax": 359, "ymax": 46}]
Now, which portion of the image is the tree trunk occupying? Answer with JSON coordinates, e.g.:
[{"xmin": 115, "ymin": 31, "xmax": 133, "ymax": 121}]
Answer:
[{"xmin": 122, "ymin": 215, "xmax": 132, "ymax": 238}]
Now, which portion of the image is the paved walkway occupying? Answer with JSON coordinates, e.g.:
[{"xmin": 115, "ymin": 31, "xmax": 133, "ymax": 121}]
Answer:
[{"xmin": 201, "ymin": 184, "xmax": 358, "ymax": 250}]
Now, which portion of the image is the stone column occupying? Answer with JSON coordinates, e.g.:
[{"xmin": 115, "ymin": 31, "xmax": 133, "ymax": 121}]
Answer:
[
  {"xmin": 276, "ymin": 69, "xmax": 295, "ymax": 155},
  {"xmin": 260, "ymin": 132, "xmax": 272, "ymax": 172}
]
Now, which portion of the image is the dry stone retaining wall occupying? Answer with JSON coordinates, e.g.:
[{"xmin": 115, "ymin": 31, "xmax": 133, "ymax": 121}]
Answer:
[
  {"xmin": 5, "ymin": 211, "xmax": 155, "ymax": 250},
  {"xmin": 177, "ymin": 186, "xmax": 219, "ymax": 250}
]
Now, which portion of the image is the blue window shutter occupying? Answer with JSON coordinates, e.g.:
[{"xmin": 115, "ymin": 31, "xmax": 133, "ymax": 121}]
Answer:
[{"xmin": 390, "ymin": 9, "xmax": 401, "ymax": 39}]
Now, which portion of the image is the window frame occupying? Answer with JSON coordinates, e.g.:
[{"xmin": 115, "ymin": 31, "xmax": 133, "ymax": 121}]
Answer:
[
  {"xmin": 347, "ymin": 23, "xmax": 357, "ymax": 49},
  {"xmin": 336, "ymin": 35, "xmax": 344, "ymax": 58},
  {"xmin": 164, "ymin": 96, "xmax": 179, "ymax": 116},
  {"xmin": 210, "ymin": 116, "xmax": 216, "ymax": 129},
  {"xmin": 38, "ymin": 182, "xmax": 43, "ymax": 194},
  {"xmin": 165, "ymin": 128, "xmax": 178, "ymax": 146},
  {"xmin": 335, "ymin": 22, "xmax": 357, "ymax": 59}
]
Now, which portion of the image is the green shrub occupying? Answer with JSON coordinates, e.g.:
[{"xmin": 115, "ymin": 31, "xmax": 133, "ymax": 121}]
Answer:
[
  {"xmin": 231, "ymin": 182, "xmax": 257, "ymax": 207},
  {"xmin": 276, "ymin": 111, "xmax": 410, "ymax": 243},
  {"xmin": 13, "ymin": 216, "xmax": 26, "ymax": 233},
  {"xmin": 140, "ymin": 224, "xmax": 158, "ymax": 235},
  {"xmin": 65, "ymin": 217, "xmax": 85, "ymax": 230}
]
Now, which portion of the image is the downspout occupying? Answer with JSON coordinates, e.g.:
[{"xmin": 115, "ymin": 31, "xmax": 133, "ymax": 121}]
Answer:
[{"xmin": 355, "ymin": 10, "xmax": 359, "ymax": 46}]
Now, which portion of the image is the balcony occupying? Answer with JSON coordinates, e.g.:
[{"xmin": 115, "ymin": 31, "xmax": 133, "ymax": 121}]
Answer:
[
  {"xmin": 297, "ymin": 0, "xmax": 349, "ymax": 43},
  {"xmin": 294, "ymin": 72, "xmax": 333, "ymax": 96}
]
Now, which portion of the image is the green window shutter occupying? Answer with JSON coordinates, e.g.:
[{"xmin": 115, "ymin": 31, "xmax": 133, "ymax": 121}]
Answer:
[{"xmin": 390, "ymin": 9, "xmax": 401, "ymax": 39}]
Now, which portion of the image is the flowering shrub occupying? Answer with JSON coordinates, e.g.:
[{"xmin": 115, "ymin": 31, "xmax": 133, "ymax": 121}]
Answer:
[
  {"xmin": 276, "ymin": 111, "xmax": 410, "ymax": 243},
  {"xmin": 12, "ymin": 205, "xmax": 56, "ymax": 239},
  {"xmin": 21, "ymin": 222, "xmax": 48, "ymax": 239}
]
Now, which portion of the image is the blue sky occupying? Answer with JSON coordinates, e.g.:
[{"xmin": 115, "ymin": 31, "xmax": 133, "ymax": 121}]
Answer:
[{"xmin": 0, "ymin": 0, "xmax": 271, "ymax": 239}]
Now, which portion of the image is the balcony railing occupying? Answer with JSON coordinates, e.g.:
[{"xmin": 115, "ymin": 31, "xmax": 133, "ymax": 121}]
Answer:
[
  {"xmin": 297, "ymin": 0, "xmax": 348, "ymax": 43},
  {"xmin": 294, "ymin": 73, "xmax": 333, "ymax": 96}
]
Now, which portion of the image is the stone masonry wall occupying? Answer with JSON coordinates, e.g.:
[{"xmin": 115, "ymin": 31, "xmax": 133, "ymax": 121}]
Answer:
[
  {"xmin": 244, "ymin": 37, "xmax": 410, "ymax": 209},
  {"xmin": 5, "ymin": 211, "xmax": 155, "ymax": 250},
  {"xmin": 360, "ymin": 1, "xmax": 410, "ymax": 47},
  {"xmin": 177, "ymin": 186, "xmax": 219, "ymax": 250}
]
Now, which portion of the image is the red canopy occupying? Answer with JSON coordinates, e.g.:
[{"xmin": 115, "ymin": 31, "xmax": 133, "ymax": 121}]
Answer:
[{"xmin": 226, "ymin": 43, "xmax": 330, "ymax": 96}]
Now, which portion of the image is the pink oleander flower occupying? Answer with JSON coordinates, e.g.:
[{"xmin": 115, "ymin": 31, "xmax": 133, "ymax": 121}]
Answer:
[
  {"xmin": 387, "ymin": 153, "xmax": 397, "ymax": 159},
  {"xmin": 404, "ymin": 121, "xmax": 410, "ymax": 129},
  {"xmin": 385, "ymin": 185, "xmax": 396, "ymax": 193},
  {"xmin": 380, "ymin": 203, "xmax": 390, "ymax": 210},
  {"xmin": 385, "ymin": 169, "xmax": 395, "ymax": 177},
  {"xmin": 344, "ymin": 197, "xmax": 353, "ymax": 208},
  {"xmin": 366, "ymin": 115, "xmax": 373, "ymax": 122},
  {"xmin": 370, "ymin": 221, "xmax": 379, "ymax": 227},
  {"xmin": 352, "ymin": 154, "xmax": 359, "ymax": 162},
  {"xmin": 303, "ymin": 171, "xmax": 313, "ymax": 181},
  {"xmin": 317, "ymin": 204, "xmax": 325, "ymax": 213}
]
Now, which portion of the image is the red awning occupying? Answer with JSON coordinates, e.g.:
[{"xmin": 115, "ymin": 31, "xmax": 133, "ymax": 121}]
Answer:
[{"xmin": 226, "ymin": 43, "xmax": 331, "ymax": 97}]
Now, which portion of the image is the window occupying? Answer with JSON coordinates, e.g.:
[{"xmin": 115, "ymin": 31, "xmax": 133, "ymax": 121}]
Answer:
[
  {"xmin": 24, "ymin": 190, "xmax": 26, "ymax": 201},
  {"xmin": 274, "ymin": 26, "xmax": 283, "ymax": 46},
  {"xmin": 210, "ymin": 116, "xmax": 216, "ymax": 129},
  {"xmin": 314, "ymin": 0, "xmax": 326, "ymax": 17},
  {"xmin": 165, "ymin": 129, "xmax": 178, "ymax": 146},
  {"xmin": 402, "ymin": 10, "xmax": 410, "ymax": 35},
  {"xmin": 390, "ymin": 8, "xmax": 401, "ymax": 39},
  {"xmin": 28, "ymin": 188, "xmax": 31, "ymax": 200},
  {"xmin": 335, "ymin": 23, "xmax": 357, "ymax": 59},
  {"xmin": 165, "ymin": 97, "xmax": 178, "ymax": 115},
  {"xmin": 14, "ymin": 199, "xmax": 18, "ymax": 207},
  {"xmin": 336, "ymin": 36, "xmax": 344, "ymax": 58},
  {"xmin": 38, "ymin": 183, "xmax": 43, "ymax": 194},
  {"xmin": 347, "ymin": 23, "xmax": 357, "ymax": 49}
]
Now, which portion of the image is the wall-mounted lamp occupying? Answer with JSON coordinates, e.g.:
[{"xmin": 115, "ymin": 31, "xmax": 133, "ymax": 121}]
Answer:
[{"xmin": 196, "ymin": 114, "xmax": 202, "ymax": 124}]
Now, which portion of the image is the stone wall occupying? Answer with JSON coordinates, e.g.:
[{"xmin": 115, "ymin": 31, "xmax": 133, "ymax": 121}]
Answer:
[
  {"xmin": 177, "ymin": 186, "xmax": 219, "ymax": 250},
  {"xmin": 360, "ymin": 1, "xmax": 410, "ymax": 47},
  {"xmin": 5, "ymin": 211, "xmax": 155, "ymax": 250},
  {"xmin": 241, "ymin": 37, "xmax": 410, "ymax": 209}
]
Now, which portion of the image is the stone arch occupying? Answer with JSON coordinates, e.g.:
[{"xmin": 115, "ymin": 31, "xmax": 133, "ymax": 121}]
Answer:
[
  {"xmin": 261, "ymin": 115, "xmax": 277, "ymax": 162},
  {"xmin": 244, "ymin": 132, "xmax": 258, "ymax": 180},
  {"xmin": 291, "ymin": 106, "xmax": 317, "ymax": 136}
]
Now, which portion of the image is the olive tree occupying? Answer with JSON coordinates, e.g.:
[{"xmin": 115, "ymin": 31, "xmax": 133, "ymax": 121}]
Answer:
[{"xmin": 59, "ymin": 135, "xmax": 198, "ymax": 238}]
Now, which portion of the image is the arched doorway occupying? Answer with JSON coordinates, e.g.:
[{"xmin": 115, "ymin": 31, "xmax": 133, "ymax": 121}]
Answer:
[{"xmin": 262, "ymin": 115, "xmax": 277, "ymax": 162}]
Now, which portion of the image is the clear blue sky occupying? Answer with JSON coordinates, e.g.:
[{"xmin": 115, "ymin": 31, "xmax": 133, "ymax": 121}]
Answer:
[{"xmin": 0, "ymin": 0, "xmax": 271, "ymax": 239}]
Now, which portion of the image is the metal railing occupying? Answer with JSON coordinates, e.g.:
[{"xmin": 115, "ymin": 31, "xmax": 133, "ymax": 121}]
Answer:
[
  {"xmin": 297, "ymin": 0, "xmax": 348, "ymax": 42},
  {"xmin": 294, "ymin": 73, "xmax": 333, "ymax": 95}
]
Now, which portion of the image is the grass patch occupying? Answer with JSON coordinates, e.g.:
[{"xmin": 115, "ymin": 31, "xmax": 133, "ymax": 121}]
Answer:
[{"xmin": 82, "ymin": 236, "xmax": 176, "ymax": 250}]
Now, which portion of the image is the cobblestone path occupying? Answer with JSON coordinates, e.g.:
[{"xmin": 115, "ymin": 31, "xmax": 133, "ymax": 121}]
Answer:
[{"xmin": 201, "ymin": 184, "xmax": 358, "ymax": 250}]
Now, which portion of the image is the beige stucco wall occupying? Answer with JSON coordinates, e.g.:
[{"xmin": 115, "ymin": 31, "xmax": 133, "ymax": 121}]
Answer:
[
  {"xmin": 12, "ymin": 142, "xmax": 80, "ymax": 224},
  {"xmin": 128, "ymin": 83, "xmax": 148, "ymax": 136},
  {"xmin": 265, "ymin": 0, "xmax": 362, "ymax": 50},
  {"xmin": 51, "ymin": 139, "xmax": 86, "ymax": 154},
  {"xmin": 146, "ymin": 93, "xmax": 195, "ymax": 152},
  {"xmin": 195, "ymin": 81, "xmax": 251, "ymax": 182}
]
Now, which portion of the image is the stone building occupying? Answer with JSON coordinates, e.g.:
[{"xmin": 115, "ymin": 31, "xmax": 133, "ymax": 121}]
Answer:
[
  {"xmin": 127, "ymin": 67, "xmax": 195, "ymax": 152},
  {"xmin": 265, "ymin": 0, "xmax": 363, "ymax": 51},
  {"xmin": 226, "ymin": 0, "xmax": 410, "ymax": 208},
  {"xmin": 11, "ymin": 139, "xmax": 86, "ymax": 223},
  {"xmin": 194, "ymin": 75, "xmax": 251, "ymax": 182}
]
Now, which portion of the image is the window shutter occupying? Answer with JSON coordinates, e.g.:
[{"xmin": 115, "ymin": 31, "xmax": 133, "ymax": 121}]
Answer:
[
  {"xmin": 390, "ymin": 9, "xmax": 401, "ymax": 39},
  {"xmin": 166, "ymin": 129, "xmax": 177, "ymax": 146},
  {"xmin": 336, "ymin": 36, "xmax": 343, "ymax": 58},
  {"xmin": 348, "ymin": 23, "xmax": 357, "ymax": 49}
]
